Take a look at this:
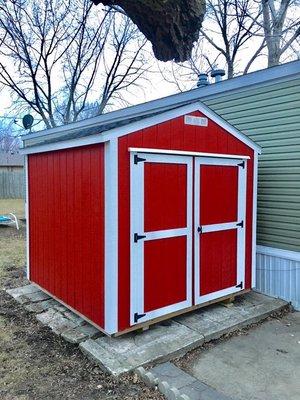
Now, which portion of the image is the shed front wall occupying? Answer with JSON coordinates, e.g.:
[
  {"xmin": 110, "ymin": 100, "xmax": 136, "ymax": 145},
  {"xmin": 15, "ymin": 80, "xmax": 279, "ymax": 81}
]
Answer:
[
  {"xmin": 28, "ymin": 144, "xmax": 105, "ymax": 328},
  {"xmin": 118, "ymin": 111, "xmax": 254, "ymax": 331}
]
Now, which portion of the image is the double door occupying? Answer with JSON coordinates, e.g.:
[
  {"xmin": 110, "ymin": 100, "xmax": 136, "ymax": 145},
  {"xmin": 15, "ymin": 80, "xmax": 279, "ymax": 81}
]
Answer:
[{"xmin": 130, "ymin": 151, "xmax": 246, "ymax": 325}]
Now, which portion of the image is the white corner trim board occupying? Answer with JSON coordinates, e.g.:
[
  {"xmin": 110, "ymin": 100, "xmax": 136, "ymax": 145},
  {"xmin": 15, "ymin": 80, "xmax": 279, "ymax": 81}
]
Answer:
[
  {"xmin": 104, "ymin": 139, "xmax": 119, "ymax": 334},
  {"xmin": 25, "ymin": 155, "xmax": 30, "ymax": 280},
  {"xmin": 251, "ymin": 151, "xmax": 258, "ymax": 288}
]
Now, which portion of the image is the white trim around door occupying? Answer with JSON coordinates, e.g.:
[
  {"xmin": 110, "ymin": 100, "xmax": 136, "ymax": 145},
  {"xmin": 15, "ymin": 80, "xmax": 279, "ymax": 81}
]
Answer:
[
  {"xmin": 130, "ymin": 152, "xmax": 193, "ymax": 326},
  {"xmin": 194, "ymin": 157, "xmax": 247, "ymax": 305}
]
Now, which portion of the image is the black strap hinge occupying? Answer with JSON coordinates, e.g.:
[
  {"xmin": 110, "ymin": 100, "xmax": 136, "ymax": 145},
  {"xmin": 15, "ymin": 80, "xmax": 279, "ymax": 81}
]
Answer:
[
  {"xmin": 134, "ymin": 154, "xmax": 146, "ymax": 164},
  {"xmin": 197, "ymin": 226, "xmax": 203, "ymax": 233},
  {"xmin": 134, "ymin": 233, "xmax": 146, "ymax": 243},
  {"xmin": 134, "ymin": 312, "xmax": 146, "ymax": 323},
  {"xmin": 238, "ymin": 161, "xmax": 245, "ymax": 169},
  {"xmin": 237, "ymin": 220, "xmax": 244, "ymax": 228},
  {"xmin": 236, "ymin": 281, "xmax": 243, "ymax": 289}
]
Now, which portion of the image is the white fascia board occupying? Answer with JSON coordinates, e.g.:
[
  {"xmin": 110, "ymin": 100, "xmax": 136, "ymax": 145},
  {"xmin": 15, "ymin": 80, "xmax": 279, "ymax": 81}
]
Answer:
[
  {"xmin": 21, "ymin": 60, "xmax": 300, "ymax": 143},
  {"xmin": 129, "ymin": 148, "xmax": 250, "ymax": 160},
  {"xmin": 21, "ymin": 101, "xmax": 261, "ymax": 155}
]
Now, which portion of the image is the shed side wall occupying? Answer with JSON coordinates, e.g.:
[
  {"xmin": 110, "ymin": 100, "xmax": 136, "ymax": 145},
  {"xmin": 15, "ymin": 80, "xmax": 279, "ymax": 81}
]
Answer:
[
  {"xmin": 202, "ymin": 78, "xmax": 300, "ymax": 252},
  {"xmin": 118, "ymin": 111, "xmax": 254, "ymax": 331},
  {"xmin": 28, "ymin": 144, "xmax": 105, "ymax": 328}
]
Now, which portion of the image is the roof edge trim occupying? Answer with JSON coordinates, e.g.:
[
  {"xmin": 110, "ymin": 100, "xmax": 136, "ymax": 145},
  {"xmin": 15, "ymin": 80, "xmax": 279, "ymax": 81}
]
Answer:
[{"xmin": 21, "ymin": 101, "xmax": 261, "ymax": 155}]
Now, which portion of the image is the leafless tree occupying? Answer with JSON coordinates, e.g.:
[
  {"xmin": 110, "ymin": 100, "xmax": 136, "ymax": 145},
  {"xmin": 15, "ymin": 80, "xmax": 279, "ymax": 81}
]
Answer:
[
  {"xmin": 199, "ymin": 0, "xmax": 264, "ymax": 78},
  {"xmin": 261, "ymin": 0, "xmax": 300, "ymax": 67},
  {"xmin": 0, "ymin": 120, "xmax": 21, "ymax": 152},
  {"xmin": 160, "ymin": 0, "xmax": 299, "ymax": 91},
  {"xmin": 0, "ymin": 0, "xmax": 151, "ymax": 129}
]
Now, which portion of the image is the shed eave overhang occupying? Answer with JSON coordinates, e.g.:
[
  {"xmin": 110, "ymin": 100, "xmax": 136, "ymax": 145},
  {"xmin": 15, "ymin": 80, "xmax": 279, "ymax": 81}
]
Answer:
[{"xmin": 20, "ymin": 101, "xmax": 261, "ymax": 155}]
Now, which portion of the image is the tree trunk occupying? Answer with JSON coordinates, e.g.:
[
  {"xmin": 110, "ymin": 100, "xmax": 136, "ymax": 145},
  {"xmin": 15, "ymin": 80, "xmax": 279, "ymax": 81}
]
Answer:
[{"xmin": 93, "ymin": 0, "xmax": 206, "ymax": 62}]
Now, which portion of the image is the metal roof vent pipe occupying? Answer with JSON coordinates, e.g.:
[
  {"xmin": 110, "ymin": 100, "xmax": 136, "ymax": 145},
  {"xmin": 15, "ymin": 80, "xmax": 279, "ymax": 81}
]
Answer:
[
  {"xmin": 210, "ymin": 69, "xmax": 225, "ymax": 83},
  {"xmin": 197, "ymin": 73, "xmax": 209, "ymax": 88}
]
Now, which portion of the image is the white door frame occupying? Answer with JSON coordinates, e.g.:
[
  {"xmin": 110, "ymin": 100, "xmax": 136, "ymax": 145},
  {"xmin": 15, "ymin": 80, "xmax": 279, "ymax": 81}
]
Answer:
[
  {"xmin": 194, "ymin": 156, "xmax": 247, "ymax": 304},
  {"xmin": 130, "ymin": 152, "xmax": 193, "ymax": 325}
]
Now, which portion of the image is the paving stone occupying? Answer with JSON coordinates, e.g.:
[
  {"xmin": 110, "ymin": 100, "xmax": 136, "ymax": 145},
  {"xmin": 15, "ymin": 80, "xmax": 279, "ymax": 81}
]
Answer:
[
  {"xmin": 24, "ymin": 299, "xmax": 58, "ymax": 313},
  {"xmin": 80, "ymin": 339, "xmax": 127, "ymax": 376},
  {"xmin": 22, "ymin": 290, "xmax": 51, "ymax": 303},
  {"xmin": 80, "ymin": 321, "xmax": 204, "ymax": 375},
  {"xmin": 152, "ymin": 362, "xmax": 196, "ymax": 389},
  {"xmin": 36, "ymin": 309, "xmax": 77, "ymax": 335},
  {"xmin": 77, "ymin": 323, "xmax": 101, "ymax": 338},
  {"xmin": 61, "ymin": 328, "xmax": 89, "ymax": 344},
  {"xmin": 6, "ymin": 284, "xmax": 39, "ymax": 299},
  {"xmin": 63, "ymin": 310, "xmax": 86, "ymax": 326},
  {"xmin": 179, "ymin": 380, "xmax": 215, "ymax": 400},
  {"xmin": 62, "ymin": 323, "xmax": 101, "ymax": 344},
  {"xmin": 53, "ymin": 303, "xmax": 68, "ymax": 313}
]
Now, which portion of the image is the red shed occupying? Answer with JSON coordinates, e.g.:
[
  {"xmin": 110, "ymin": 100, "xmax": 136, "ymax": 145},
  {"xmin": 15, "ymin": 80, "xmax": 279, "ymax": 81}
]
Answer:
[{"xmin": 21, "ymin": 99, "xmax": 261, "ymax": 336}]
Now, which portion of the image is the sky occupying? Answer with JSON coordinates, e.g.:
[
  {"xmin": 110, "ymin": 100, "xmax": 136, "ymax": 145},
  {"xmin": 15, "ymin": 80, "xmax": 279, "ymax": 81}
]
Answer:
[{"xmin": 0, "ymin": 0, "xmax": 298, "ymax": 133}]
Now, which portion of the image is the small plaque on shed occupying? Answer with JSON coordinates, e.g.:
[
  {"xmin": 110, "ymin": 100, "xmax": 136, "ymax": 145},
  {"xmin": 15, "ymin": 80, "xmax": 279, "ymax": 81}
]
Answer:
[{"xmin": 184, "ymin": 115, "xmax": 208, "ymax": 127}]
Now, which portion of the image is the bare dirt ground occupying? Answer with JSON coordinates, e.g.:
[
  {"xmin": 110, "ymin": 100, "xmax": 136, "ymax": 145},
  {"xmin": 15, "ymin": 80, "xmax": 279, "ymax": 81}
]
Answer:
[{"xmin": 0, "ymin": 199, "xmax": 163, "ymax": 400}]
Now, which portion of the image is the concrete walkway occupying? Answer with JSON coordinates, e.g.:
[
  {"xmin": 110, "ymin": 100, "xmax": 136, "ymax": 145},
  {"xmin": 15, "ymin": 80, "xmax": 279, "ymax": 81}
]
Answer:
[
  {"xmin": 184, "ymin": 311, "xmax": 300, "ymax": 400},
  {"xmin": 7, "ymin": 285, "xmax": 289, "ymax": 378}
]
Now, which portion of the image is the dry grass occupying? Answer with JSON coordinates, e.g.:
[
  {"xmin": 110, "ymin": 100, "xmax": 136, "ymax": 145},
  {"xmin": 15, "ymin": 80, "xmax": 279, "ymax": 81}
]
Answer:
[
  {"xmin": 0, "ymin": 198, "xmax": 25, "ymax": 218},
  {"xmin": 0, "ymin": 199, "xmax": 26, "ymax": 287}
]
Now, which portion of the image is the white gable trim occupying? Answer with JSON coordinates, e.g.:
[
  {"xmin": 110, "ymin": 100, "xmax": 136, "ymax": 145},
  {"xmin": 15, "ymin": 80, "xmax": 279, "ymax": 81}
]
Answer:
[{"xmin": 20, "ymin": 101, "xmax": 261, "ymax": 155}]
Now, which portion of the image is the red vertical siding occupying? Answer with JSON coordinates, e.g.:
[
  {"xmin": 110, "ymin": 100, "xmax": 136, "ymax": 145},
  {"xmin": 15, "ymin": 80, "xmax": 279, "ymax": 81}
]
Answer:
[
  {"xmin": 28, "ymin": 144, "xmax": 105, "ymax": 328},
  {"xmin": 118, "ymin": 111, "xmax": 254, "ymax": 331}
]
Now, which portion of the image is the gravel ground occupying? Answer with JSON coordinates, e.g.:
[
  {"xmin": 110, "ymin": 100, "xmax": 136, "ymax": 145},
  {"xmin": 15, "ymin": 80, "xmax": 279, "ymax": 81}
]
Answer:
[{"xmin": 0, "ymin": 221, "xmax": 163, "ymax": 400}]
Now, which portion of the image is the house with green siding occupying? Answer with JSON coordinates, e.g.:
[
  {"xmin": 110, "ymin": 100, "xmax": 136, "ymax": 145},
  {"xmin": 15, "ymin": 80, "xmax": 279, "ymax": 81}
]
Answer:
[{"xmin": 198, "ymin": 61, "xmax": 300, "ymax": 309}]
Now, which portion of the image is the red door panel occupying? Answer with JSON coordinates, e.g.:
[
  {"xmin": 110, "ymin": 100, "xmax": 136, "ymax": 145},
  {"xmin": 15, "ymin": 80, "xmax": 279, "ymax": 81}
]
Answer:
[
  {"xmin": 144, "ymin": 163, "xmax": 187, "ymax": 232},
  {"xmin": 196, "ymin": 160, "xmax": 242, "ymax": 300},
  {"xmin": 200, "ymin": 165, "xmax": 238, "ymax": 225},
  {"xmin": 144, "ymin": 236, "xmax": 187, "ymax": 312},
  {"xmin": 200, "ymin": 230, "xmax": 237, "ymax": 295}
]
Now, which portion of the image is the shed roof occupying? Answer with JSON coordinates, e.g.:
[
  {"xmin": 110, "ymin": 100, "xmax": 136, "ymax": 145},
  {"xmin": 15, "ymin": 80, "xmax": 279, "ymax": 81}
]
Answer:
[
  {"xmin": 0, "ymin": 152, "xmax": 24, "ymax": 166},
  {"xmin": 21, "ymin": 60, "xmax": 300, "ymax": 154}
]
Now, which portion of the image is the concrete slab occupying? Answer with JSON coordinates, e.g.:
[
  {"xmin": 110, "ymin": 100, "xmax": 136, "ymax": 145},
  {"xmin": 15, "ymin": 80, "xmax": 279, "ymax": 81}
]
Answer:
[
  {"xmin": 80, "ymin": 321, "xmax": 204, "ymax": 375},
  {"xmin": 187, "ymin": 312, "xmax": 300, "ymax": 400},
  {"xmin": 175, "ymin": 292, "xmax": 288, "ymax": 342},
  {"xmin": 151, "ymin": 362, "xmax": 197, "ymax": 389}
]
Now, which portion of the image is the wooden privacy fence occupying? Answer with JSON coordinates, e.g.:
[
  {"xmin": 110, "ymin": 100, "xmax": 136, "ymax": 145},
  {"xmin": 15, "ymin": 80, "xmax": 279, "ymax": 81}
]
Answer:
[{"xmin": 0, "ymin": 169, "xmax": 25, "ymax": 198}]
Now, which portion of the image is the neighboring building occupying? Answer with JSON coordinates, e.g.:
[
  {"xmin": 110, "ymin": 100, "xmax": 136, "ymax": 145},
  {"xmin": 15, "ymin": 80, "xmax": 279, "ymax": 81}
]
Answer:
[
  {"xmin": 21, "ymin": 60, "xmax": 300, "ymax": 310},
  {"xmin": 0, "ymin": 152, "xmax": 24, "ymax": 198}
]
